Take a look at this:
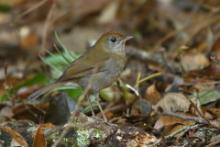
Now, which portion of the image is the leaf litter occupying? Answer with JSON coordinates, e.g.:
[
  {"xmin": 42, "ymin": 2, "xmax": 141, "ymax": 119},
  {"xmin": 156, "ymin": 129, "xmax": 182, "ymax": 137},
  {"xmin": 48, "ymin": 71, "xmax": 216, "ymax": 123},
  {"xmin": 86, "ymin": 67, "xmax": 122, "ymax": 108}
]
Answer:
[{"xmin": 0, "ymin": 0, "xmax": 220, "ymax": 146}]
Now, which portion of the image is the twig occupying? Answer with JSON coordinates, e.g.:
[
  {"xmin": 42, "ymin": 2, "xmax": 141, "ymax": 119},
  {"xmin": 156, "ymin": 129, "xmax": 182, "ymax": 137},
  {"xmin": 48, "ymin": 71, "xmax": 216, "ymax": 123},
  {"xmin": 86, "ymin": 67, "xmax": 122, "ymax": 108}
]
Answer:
[
  {"xmin": 41, "ymin": 1, "xmax": 57, "ymax": 49},
  {"xmin": 126, "ymin": 46, "xmax": 153, "ymax": 61},
  {"xmin": 138, "ymin": 72, "xmax": 161, "ymax": 84},
  {"xmin": 135, "ymin": 72, "xmax": 161, "ymax": 88},
  {"xmin": 165, "ymin": 124, "xmax": 202, "ymax": 139},
  {"xmin": 51, "ymin": 67, "xmax": 99, "ymax": 147},
  {"xmin": 205, "ymin": 134, "xmax": 220, "ymax": 147},
  {"xmin": 15, "ymin": 0, "xmax": 48, "ymax": 21},
  {"xmin": 135, "ymin": 72, "xmax": 142, "ymax": 88},
  {"xmin": 162, "ymin": 111, "xmax": 209, "ymax": 124},
  {"xmin": 155, "ymin": 8, "xmax": 220, "ymax": 49},
  {"xmin": 51, "ymin": 121, "xmax": 74, "ymax": 147}
]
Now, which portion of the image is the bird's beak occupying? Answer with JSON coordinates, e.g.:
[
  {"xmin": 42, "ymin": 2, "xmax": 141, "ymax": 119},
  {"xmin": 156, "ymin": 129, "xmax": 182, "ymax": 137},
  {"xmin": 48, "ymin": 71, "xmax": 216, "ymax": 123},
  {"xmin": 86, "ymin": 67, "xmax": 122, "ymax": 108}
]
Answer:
[{"xmin": 122, "ymin": 36, "xmax": 133, "ymax": 42}]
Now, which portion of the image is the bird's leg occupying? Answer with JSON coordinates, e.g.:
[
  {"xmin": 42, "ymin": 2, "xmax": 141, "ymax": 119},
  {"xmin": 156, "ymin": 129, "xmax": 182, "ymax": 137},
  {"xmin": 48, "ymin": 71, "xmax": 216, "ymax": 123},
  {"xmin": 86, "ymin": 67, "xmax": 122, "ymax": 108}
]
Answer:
[
  {"xmin": 88, "ymin": 95, "xmax": 95, "ymax": 117},
  {"xmin": 95, "ymin": 94, "xmax": 107, "ymax": 122}
]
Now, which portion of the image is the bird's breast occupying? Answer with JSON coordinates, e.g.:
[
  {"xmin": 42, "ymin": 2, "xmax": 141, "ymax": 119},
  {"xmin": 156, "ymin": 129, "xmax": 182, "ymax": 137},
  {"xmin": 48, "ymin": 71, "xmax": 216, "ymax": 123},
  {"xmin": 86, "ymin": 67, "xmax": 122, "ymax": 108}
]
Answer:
[
  {"xmin": 78, "ymin": 55, "xmax": 126, "ymax": 92},
  {"xmin": 104, "ymin": 57, "xmax": 126, "ymax": 75}
]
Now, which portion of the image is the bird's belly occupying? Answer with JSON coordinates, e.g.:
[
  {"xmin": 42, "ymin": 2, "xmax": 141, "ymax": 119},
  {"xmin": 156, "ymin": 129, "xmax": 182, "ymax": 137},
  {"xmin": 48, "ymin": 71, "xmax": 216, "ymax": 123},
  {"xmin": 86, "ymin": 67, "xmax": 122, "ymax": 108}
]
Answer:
[
  {"xmin": 78, "ymin": 70, "xmax": 120, "ymax": 92},
  {"xmin": 77, "ymin": 57, "xmax": 125, "ymax": 92},
  {"xmin": 79, "ymin": 60, "xmax": 125, "ymax": 92}
]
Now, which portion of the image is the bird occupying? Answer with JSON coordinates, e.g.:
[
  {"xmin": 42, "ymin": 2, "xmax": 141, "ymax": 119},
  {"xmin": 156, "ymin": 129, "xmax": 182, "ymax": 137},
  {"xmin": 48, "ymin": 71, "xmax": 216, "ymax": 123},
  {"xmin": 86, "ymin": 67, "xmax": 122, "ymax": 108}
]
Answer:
[{"xmin": 28, "ymin": 31, "xmax": 132, "ymax": 120}]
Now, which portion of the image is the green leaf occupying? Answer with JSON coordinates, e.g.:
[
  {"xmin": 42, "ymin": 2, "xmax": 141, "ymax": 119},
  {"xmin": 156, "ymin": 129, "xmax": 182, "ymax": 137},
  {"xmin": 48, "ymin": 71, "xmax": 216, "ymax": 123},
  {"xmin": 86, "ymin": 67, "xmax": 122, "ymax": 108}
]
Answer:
[
  {"xmin": 61, "ymin": 88, "xmax": 83, "ymax": 101},
  {"xmin": 41, "ymin": 32, "xmax": 81, "ymax": 79},
  {"xmin": 0, "ymin": 73, "xmax": 49, "ymax": 101},
  {"xmin": 16, "ymin": 73, "xmax": 49, "ymax": 89},
  {"xmin": 192, "ymin": 89, "xmax": 220, "ymax": 105},
  {"xmin": 0, "ymin": 4, "xmax": 11, "ymax": 12}
]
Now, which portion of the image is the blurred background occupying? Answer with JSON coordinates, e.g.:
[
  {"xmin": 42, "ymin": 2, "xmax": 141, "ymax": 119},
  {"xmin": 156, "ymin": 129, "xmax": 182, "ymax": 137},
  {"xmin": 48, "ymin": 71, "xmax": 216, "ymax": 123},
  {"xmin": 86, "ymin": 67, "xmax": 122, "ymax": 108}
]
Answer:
[
  {"xmin": 0, "ymin": 0, "xmax": 220, "ymax": 146},
  {"xmin": 2, "ymin": 0, "xmax": 220, "ymax": 91},
  {"xmin": 1, "ymin": 0, "xmax": 220, "ymax": 74}
]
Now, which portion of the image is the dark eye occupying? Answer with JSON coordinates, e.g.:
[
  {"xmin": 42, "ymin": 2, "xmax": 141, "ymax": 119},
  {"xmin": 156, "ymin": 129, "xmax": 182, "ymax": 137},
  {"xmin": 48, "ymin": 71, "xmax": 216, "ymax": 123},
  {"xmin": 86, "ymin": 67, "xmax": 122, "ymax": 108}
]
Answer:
[{"xmin": 110, "ymin": 37, "xmax": 117, "ymax": 43}]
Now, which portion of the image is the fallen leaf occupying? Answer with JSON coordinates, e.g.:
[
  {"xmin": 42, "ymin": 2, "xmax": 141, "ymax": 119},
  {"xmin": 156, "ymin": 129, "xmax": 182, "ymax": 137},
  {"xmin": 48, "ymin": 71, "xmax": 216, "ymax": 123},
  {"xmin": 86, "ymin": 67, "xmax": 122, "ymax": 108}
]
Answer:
[
  {"xmin": 72, "ymin": 0, "xmax": 110, "ymax": 21},
  {"xmin": 0, "ymin": 126, "xmax": 28, "ymax": 147},
  {"xmin": 154, "ymin": 93, "xmax": 191, "ymax": 112},
  {"xmin": 181, "ymin": 53, "xmax": 210, "ymax": 71},
  {"xmin": 32, "ymin": 123, "xmax": 54, "ymax": 147},
  {"xmin": 0, "ymin": 105, "xmax": 13, "ymax": 118},
  {"xmin": 209, "ymin": 118, "xmax": 220, "ymax": 128},
  {"xmin": 13, "ymin": 104, "xmax": 45, "ymax": 122},
  {"xmin": 154, "ymin": 114, "xmax": 194, "ymax": 130},
  {"xmin": 98, "ymin": 0, "xmax": 119, "ymax": 24},
  {"xmin": 131, "ymin": 99, "xmax": 152, "ymax": 116},
  {"xmin": 125, "ymin": 133, "xmax": 158, "ymax": 147},
  {"xmin": 60, "ymin": 27, "xmax": 102, "ymax": 53},
  {"xmin": 191, "ymin": 89, "xmax": 220, "ymax": 105},
  {"xmin": 144, "ymin": 84, "xmax": 161, "ymax": 105},
  {"xmin": 20, "ymin": 27, "xmax": 39, "ymax": 49},
  {"xmin": 205, "ymin": 108, "xmax": 220, "ymax": 118},
  {"xmin": 211, "ymin": 36, "xmax": 220, "ymax": 61}
]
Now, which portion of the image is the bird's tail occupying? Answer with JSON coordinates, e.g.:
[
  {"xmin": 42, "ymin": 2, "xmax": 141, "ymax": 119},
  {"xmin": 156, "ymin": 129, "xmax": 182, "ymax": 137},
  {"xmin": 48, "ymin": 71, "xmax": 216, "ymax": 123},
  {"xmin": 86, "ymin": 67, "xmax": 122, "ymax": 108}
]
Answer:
[{"xmin": 28, "ymin": 82, "xmax": 65, "ymax": 101}]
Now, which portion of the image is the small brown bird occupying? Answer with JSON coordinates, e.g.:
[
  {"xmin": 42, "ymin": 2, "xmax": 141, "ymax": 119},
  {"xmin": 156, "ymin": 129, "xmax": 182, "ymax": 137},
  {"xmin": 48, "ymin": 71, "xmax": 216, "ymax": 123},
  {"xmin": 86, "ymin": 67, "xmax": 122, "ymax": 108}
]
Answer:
[{"xmin": 29, "ymin": 32, "xmax": 132, "ymax": 118}]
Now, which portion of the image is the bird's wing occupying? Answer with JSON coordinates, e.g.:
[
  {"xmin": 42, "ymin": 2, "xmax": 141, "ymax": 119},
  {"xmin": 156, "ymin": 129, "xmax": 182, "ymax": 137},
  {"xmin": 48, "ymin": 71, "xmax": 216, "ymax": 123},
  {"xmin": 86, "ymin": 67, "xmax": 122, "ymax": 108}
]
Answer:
[{"xmin": 57, "ymin": 48, "xmax": 110, "ymax": 82}]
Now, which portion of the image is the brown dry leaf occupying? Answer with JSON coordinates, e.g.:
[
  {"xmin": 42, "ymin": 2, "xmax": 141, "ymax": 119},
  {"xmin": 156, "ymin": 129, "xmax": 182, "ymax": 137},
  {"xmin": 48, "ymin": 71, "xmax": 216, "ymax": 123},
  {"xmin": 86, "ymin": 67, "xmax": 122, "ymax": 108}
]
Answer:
[
  {"xmin": 16, "ymin": 85, "xmax": 40, "ymax": 100},
  {"xmin": 131, "ymin": 99, "xmax": 152, "ymax": 117},
  {"xmin": 60, "ymin": 27, "xmax": 102, "ymax": 53},
  {"xmin": 208, "ymin": 133, "xmax": 220, "ymax": 147},
  {"xmin": 98, "ymin": 0, "xmax": 119, "ymax": 24},
  {"xmin": 193, "ymin": 0, "xmax": 220, "ymax": 7},
  {"xmin": 19, "ymin": 27, "xmax": 39, "ymax": 50},
  {"xmin": 154, "ymin": 93, "xmax": 190, "ymax": 112},
  {"xmin": 212, "ymin": 37, "xmax": 220, "ymax": 57},
  {"xmin": 211, "ymin": 36, "xmax": 220, "ymax": 66},
  {"xmin": 154, "ymin": 115, "xmax": 194, "ymax": 130},
  {"xmin": 125, "ymin": 133, "xmax": 158, "ymax": 147},
  {"xmin": 193, "ymin": 80, "xmax": 215, "ymax": 92},
  {"xmin": 180, "ymin": 53, "xmax": 210, "ymax": 71},
  {"xmin": 167, "ymin": 125, "xmax": 186, "ymax": 137},
  {"xmin": 0, "ymin": 28, "xmax": 19, "ymax": 52},
  {"xmin": 72, "ymin": 0, "xmax": 110, "ymax": 20},
  {"xmin": 206, "ymin": 108, "xmax": 220, "ymax": 118},
  {"xmin": 209, "ymin": 119, "xmax": 220, "ymax": 128},
  {"xmin": 13, "ymin": 104, "xmax": 45, "ymax": 122},
  {"xmin": 144, "ymin": 84, "xmax": 161, "ymax": 105},
  {"xmin": 0, "ymin": 126, "xmax": 28, "ymax": 147},
  {"xmin": 0, "ymin": 106, "xmax": 13, "ymax": 119},
  {"xmin": 0, "ymin": 13, "xmax": 10, "ymax": 24},
  {"xmin": 32, "ymin": 123, "xmax": 55, "ymax": 147}
]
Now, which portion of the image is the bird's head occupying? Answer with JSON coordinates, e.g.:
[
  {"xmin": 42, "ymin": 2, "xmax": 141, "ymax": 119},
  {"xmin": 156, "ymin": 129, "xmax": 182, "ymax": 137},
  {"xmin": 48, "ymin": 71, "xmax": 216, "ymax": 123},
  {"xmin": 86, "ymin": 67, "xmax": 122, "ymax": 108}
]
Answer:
[{"xmin": 95, "ymin": 32, "xmax": 133, "ymax": 54}]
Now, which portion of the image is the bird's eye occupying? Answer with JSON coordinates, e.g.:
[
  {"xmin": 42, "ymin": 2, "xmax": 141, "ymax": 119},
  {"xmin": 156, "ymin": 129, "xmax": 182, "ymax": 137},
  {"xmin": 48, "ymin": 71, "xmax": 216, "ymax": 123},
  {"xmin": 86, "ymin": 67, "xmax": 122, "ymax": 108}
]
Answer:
[{"xmin": 110, "ymin": 37, "xmax": 117, "ymax": 43}]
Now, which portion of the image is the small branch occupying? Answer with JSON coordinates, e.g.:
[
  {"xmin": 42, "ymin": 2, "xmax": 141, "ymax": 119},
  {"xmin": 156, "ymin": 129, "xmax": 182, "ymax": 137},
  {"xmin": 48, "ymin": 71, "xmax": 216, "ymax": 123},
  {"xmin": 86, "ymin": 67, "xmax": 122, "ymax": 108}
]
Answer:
[
  {"xmin": 162, "ymin": 111, "xmax": 209, "ymax": 124},
  {"xmin": 165, "ymin": 124, "xmax": 202, "ymax": 139},
  {"xmin": 205, "ymin": 134, "xmax": 220, "ymax": 147},
  {"xmin": 52, "ymin": 67, "xmax": 98, "ymax": 147},
  {"xmin": 138, "ymin": 72, "xmax": 161, "ymax": 84},
  {"xmin": 18, "ymin": 0, "xmax": 48, "ymax": 18},
  {"xmin": 135, "ymin": 72, "xmax": 161, "ymax": 88}
]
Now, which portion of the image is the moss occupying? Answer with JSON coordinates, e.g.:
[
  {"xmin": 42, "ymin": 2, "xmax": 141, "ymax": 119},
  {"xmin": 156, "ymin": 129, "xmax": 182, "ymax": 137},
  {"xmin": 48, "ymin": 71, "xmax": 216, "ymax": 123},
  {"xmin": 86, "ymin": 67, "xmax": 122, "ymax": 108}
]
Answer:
[{"xmin": 76, "ymin": 129, "xmax": 90, "ymax": 147}]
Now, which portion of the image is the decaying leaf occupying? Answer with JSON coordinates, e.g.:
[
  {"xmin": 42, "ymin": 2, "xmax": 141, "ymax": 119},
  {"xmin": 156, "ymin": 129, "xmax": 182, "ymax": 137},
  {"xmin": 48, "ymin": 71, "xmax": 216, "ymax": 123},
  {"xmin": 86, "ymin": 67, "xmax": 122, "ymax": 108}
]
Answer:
[
  {"xmin": 154, "ymin": 114, "xmax": 194, "ymax": 130},
  {"xmin": 32, "ymin": 123, "xmax": 54, "ymax": 147},
  {"xmin": 145, "ymin": 84, "xmax": 161, "ymax": 105},
  {"xmin": 154, "ymin": 92, "xmax": 191, "ymax": 113},
  {"xmin": 191, "ymin": 89, "xmax": 220, "ymax": 105},
  {"xmin": 181, "ymin": 53, "xmax": 210, "ymax": 71},
  {"xmin": 98, "ymin": 0, "xmax": 119, "ymax": 24},
  {"xmin": 0, "ymin": 126, "xmax": 28, "ymax": 147}
]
